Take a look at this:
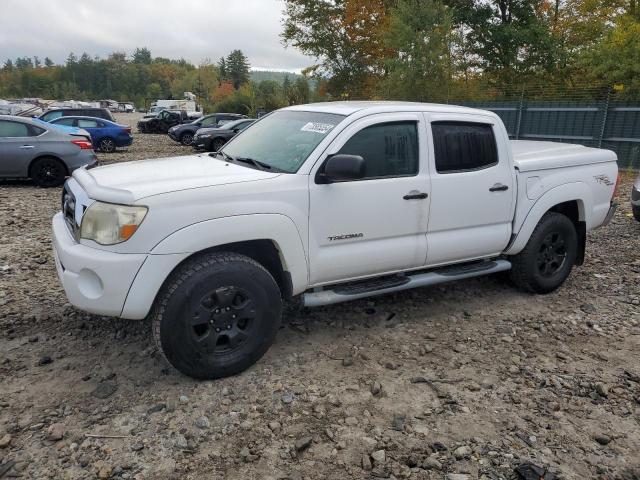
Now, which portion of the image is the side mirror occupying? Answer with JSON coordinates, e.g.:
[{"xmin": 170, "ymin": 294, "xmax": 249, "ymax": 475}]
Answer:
[{"xmin": 317, "ymin": 154, "xmax": 365, "ymax": 184}]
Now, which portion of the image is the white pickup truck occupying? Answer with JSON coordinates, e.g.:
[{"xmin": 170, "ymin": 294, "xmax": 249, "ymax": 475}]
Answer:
[{"xmin": 52, "ymin": 102, "xmax": 619, "ymax": 379}]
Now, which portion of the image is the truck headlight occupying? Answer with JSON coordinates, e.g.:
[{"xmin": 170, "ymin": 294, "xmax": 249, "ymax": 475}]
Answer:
[{"xmin": 80, "ymin": 202, "xmax": 148, "ymax": 245}]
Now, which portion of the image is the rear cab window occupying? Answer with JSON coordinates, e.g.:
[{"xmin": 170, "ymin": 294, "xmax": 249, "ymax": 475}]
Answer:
[{"xmin": 431, "ymin": 121, "xmax": 498, "ymax": 173}]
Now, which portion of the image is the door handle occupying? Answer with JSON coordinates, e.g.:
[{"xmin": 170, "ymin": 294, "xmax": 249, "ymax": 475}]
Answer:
[
  {"xmin": 403, "ymin": 192, "xmax": 429, "ymax": 200},
  {"xmin": 489, "ymin": 184, "xmax": 509, "ymax": 192},
  {"xmin": 20, "ymin": 145, "xmax": 35, "ymax": 149}
]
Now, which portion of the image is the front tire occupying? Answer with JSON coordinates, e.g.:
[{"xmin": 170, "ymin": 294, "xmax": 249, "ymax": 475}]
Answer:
[
  {"xmin": 509, "ymin": 212, "xmax": 577, "ymax": 294},
  {"xmin": 180, "ymin": 133, "xmax": 194, "ymax": 146},
  {"xmin": 30, "ymin": 157, "xmax": 67, "ymax": 187},
  {"xmin": 151, "ymin": 252, "xmax": 282, "ymax": 380}
]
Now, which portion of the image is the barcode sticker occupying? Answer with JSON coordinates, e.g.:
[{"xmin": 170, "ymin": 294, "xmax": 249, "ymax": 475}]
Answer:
[{"xmin": 301, "ymin": 122, "xmax": 335, "ymax": 134}]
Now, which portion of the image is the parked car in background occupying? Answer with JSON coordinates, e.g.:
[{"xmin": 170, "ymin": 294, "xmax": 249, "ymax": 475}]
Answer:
[
  {"xmin": 138, "ymin": 110, "xmax": 190, "ymax": 134},
  {"xmin": 0, "ymin": 115, "xmax": 96, "ymax": 187},
  {"xmin": 632, "ymin": 173, "xmax": 640, "ymax": 221},
  {"xmin": 50, "ymin": 116, "xmax": 133, "ymax": 153},
  {"xmin": 142, "ymin": 105, "xmax": 166, "ymax": 118},
  {"xmin": 193, "ymin": 118, "xmax": 256, "ymax": 151},
  {"xmin": 40, "ymin": 108, "xmax": 115, "ymax": 123},
  {"xmin": 168, "ymin": 113, "xmax": 247, "ymax": 146},
  {"xmin": 118, "ymin": 103, "xmax": 135, "ymax": 113}
]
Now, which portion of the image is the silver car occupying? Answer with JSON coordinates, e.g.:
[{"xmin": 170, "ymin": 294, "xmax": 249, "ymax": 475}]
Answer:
[
  {"xmin": 633, "ymin": 173, "xmax": 640, "ymax": 221},
  {"xmin": 0, "ymin": 115, "xmax": 97, "ymax": 187}
]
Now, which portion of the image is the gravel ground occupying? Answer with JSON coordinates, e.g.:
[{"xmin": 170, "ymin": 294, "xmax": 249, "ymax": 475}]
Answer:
[{"xmin": 0, "ymin": 113, "xmax": 639, "ymax": 480}]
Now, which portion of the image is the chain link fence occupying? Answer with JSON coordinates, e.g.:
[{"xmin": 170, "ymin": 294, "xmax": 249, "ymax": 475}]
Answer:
[{"xmin": 447, "ymin": 84, "xmax": 640, "ymax": 170}]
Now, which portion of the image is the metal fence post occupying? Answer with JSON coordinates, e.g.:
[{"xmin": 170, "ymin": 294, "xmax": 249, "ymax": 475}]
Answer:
[
  {"xmin": 515, "ymin": 86, "xmax": 525, "ymax": 140},
  {"xmin": 598, "ymin": 88, "xmax": 612, "ymax": 148}
]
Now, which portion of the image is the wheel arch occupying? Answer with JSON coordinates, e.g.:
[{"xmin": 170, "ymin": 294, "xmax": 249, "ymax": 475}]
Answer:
[
  {"xmin": 121, "ymin": 214, "xmax": 308, "ymax": 320},
  {"xmin": 506, "ymin": 182, "xmax": 592, "ymax": 256},
  {"xmin": 28, "ymin": 155, "xmax": 69, "ymax": 178}
]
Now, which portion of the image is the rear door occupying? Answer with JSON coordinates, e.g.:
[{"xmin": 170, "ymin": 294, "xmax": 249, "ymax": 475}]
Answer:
[
  {"xmin": 0, "ymin": 120, "xmax": 43, "ymax": 176},
  {"xmin": 425, "ymin": 113, "xmax": 516, "ymax": 266}
]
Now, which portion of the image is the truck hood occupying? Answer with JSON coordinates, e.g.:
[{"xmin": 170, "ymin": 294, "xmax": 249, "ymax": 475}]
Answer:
[
  {"xmin": 72, "ymin": 154, "xmax": 281, "ymax": 203},
  {"xmin": 511, "ymin": 140, "xmax": 618, "ymax": 172}
]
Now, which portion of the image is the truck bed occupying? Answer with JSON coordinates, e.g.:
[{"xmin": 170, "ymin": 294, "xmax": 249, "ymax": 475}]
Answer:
[{"xmin": 511, "ymin": 140, "xmax": 618, "ymax": 172}]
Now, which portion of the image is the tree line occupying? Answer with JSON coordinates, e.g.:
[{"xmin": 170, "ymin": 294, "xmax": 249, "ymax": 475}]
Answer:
[
  {"xmin": 282, "ymin": 0, "xmax": 640, "ymax": 100},
  {"xmin": 2, "ymin": 1, "xmax": 638, "ymax": 110},
  {"xmin": 0, "ymin": 48, "xmax": 313, "ymax": 115}
]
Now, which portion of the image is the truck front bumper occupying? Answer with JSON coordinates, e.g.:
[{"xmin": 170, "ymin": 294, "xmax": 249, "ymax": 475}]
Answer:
[{"xmin": 52, "ymin": 213, "xmax": 147, "ymax": 317}]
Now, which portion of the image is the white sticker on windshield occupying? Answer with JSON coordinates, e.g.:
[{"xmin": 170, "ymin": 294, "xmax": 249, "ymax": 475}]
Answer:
[{"xmin": 301, "ymin": 122, "xmax": 335, "ymax": 134}]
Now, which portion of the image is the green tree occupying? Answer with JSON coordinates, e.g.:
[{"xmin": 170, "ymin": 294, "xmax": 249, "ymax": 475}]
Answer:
[
  {"xmin": 379, "ymin": 0, "xmax": 455, "ymax": 101},
  {"xmin": 580, "ymin": 11, "xmax": 640, "ymax": 97},
  {"xmin": 218, "ymin": 57, "xmax": 228, "ymax": 81},
  {"xmin": 132, "ymin": 47, "xmax": 152, "ymax": 64},
  {"xmin": 282, "ymin": 0, "xmax": 394, "ymax": 98},
  {"xmin": 226, "ymin": 50, "xmax": 250, "ymax": 89},
  {"xmin": 444, "ymin": 0, "xmax": 558, "ymax": 88},
  {"xmin": 44, "ymin": 57, "xmax": 54, "ymax": 67}
]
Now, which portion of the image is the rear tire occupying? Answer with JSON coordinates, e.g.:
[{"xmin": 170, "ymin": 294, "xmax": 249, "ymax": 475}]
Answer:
[
  {"xmin": 151, "ymin": 252, "xmax": 282, "ymax": 380},
  {"xmin": 633, "ymin": 205, "xmax": 640, "ymax": 222},
  {"xmin": 30, "ymin": 157, "xmax": 67, "ymax": 188},
  {"xmin": 509, "ymin": 212, "xmax": 577, "ymax": 294},
  {"xmin": 98, "ymin": 137, "xmax": 116, "ymax": 153}
]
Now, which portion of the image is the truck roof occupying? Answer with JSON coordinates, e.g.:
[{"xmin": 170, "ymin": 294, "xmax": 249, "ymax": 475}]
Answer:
[{"xmin": 284, "ymin": 101, "xmax": 493, "ymax": 117}]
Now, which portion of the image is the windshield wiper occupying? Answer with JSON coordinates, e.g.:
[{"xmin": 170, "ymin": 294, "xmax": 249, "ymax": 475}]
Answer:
[
  {"xmin": 209, "ymin": 151, "xmax": 284, "ymax": 172},
  {"xmin": 209, "ymin": 151, "xmax": 234, "ymax": 162},
  {"xmin": 235, "ymin": 157, "xmax": 274, "ymax": 171}
]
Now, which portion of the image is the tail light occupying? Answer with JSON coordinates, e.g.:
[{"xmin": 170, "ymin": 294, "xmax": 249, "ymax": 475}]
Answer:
[
  {"xmin": 612, "ymin": 173, "xmax": 622, "ymax": 199},
  {"xmin": 124, "ymin": 127, "xmax": 132, "ymax": 134},
  {"xmin": 71, "ymin": 139, "xmax": 93, "ymax": 150}
]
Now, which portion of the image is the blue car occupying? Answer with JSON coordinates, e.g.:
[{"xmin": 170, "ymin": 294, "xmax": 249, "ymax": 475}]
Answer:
[{"xmin": 49, "ymin": 116, "xmax": 133, "ymax": 153}]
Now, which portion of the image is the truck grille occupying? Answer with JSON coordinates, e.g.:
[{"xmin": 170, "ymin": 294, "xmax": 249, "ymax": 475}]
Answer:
[
  {"xmin": 62, "ymin": 182, "xmax": 79, "ymax": 239},
  {"xmin": 61, "ymin": 179, "xmax": 92, "ymax": 241}
]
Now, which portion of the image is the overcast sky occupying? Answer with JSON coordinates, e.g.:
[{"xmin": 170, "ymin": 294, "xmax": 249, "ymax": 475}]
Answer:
[{"xmin": 0, "ymin": 0, "xmax": 314, "ymax": 71}]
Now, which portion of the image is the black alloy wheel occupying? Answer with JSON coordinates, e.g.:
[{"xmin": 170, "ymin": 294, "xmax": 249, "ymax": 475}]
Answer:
[
  {"xmin": 190, "ymin": 286, "xmax": 256, "ymax": 355},
  {"xmin": 536, "ymin": 232, "xmax": 567, "ymax": 277},
  {"xmin": 31, "ymin": 157, "xmax": 66, "ymax": 187},
  {"xmin": 99, "ymin": 137, "xmax": 116, "ymax": 153}
]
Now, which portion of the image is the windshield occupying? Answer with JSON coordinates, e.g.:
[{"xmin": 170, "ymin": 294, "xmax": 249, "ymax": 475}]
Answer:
[{"xmin": 221, "ymin": 110, "xmax": 345, "ymax": 173}]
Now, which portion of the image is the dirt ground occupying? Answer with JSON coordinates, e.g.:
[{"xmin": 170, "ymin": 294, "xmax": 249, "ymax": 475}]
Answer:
[{"xmin": 0, "ymin": 113, "xmax": 639, "ymax": 480}]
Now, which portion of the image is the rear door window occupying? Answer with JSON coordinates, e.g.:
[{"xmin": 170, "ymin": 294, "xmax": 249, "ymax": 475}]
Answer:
[
  {"xmin": 431, "ymin": 122, "xmax": 498, "ymax": 173},
  {"xmin": 77, "ymin": 119, "xmax": 99, "ymax": 128}
]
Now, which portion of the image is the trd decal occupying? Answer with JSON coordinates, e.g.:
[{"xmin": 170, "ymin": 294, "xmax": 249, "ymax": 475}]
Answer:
[{"xmin": 594, "ymin": 174, "xmax": 614, "ymax": 186}]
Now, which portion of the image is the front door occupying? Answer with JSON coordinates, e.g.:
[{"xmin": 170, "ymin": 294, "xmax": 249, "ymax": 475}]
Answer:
[
  {"xmin": 424, "ymin": 113, "xmax": 516, "ymax": 266},
  {"xmin": 308, "ymin": 113, "xmax": 430, "ymax": 285}
]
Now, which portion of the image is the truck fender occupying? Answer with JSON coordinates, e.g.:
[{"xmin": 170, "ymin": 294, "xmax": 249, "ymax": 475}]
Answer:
[
  {"xmin": 505, "ymin": 182, "xmax": 591, "ymax": 255},
  {"xmin": 120, "ymin": 214, "xmax": 309, "ymax": 320},
  {"xmin": 156, "ymin": 213, "xmax": 308, "ymax": 288}
]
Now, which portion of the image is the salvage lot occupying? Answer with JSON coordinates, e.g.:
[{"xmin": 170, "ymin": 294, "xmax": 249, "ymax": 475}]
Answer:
[{"xmin": 0, "ymin": 113, "xmax": 639, "ymax": 479}]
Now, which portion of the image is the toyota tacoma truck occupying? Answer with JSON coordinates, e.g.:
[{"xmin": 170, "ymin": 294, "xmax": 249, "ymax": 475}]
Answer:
[{"xmin": 52, "ymin": 102, "xmax": 619, "ymax": 380}]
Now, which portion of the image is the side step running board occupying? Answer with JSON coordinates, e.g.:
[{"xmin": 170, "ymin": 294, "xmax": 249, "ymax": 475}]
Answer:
[{"xmin": 302, "ymin": 259, "xmax": 512, "ymax": 308}]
